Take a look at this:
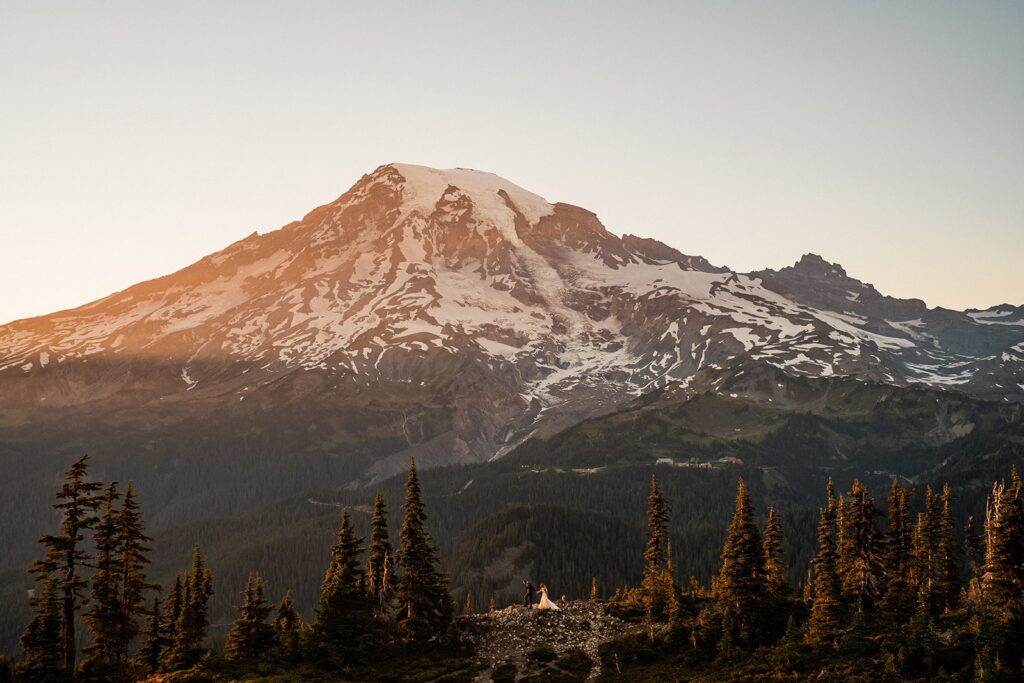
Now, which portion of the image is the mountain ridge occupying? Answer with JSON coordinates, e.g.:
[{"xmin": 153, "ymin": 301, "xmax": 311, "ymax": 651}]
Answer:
[{"xmin": 1, "ymin": 163, "xmax": 1022, "ymax": 486}]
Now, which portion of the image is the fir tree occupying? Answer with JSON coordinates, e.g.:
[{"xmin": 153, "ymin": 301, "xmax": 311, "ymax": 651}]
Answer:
[
  {"xmin": 488, "ymin": 596, "xmax": 498, "ymax": 612},
  {"xmin": 982, "ymin": 475, "xmax": 1024, "ymax": 623},
  {"xmin": 225, "ymin": 573, "xmax": 276, "ymax": 663},
  {"xmin": 30, "ymin": 454, "xmax": 104, "ymax": 670},
  {"xmin": 642, "ymin": 475, "xmax": 672, "ymax": 612},
  {"xmin": 590, "ymin": 577, "xmax": 600, "ymax": 604},
  {"xmin": 965, "ymin": 513, "xmax": 983, "ymax": 593},
  {"xmin": 366, "ymin": 490, "xmax": 394, "ymax": 610},
  {"xmin": 910, "ymin": 485, "xmax": 941, "ymax": 613},
  {"xmin": 881, "ymin": 480, "xmax": 914, "ymax": 621},
  {"xmin": 935, "ymin": 483, "xmax": 962, "ymax": 612},
  {"xmin": 763, "ymin": 506, "xmax": 788, "ymax": 601},
  {"xmin": 115, "ymin": 482, "xmax": 153, "ymax": 662},
  {"xmin": 81, "ymin": 483, "xmax": 123, "ymax": 678},
  {"xmin": 136, "ymin": 596, "xmax": 164, "ymax": 675},
  {"xmin": 18, "ymin": 578, "xmax": 65, "ymax": 682},
  {"xmin": 463, "ymin": 593, "xmax": 474, "ymax": 616},
  {"xmin": 806, "ymin": 506, "xmax": 843, "ymax": 645},
  {"xmin": 274, "ymin": 591, "xmax": 301, "ymax": 658},
  {"xmin": 165, "ymin": 546, "xmax": 213, "ymax": 670},
  {"xmin": 159, "ymin": 574, "xmax": 183, "ymax": 664},
  {"xmin": 839, "ymin": 480, "xmax": 885, "ymax": 612},
  {"xmin": 315, "ymin": 508, "xmax": 370, "ymax": 642},
  {"xmin": 714, "ymin": 479, "xmax": 766, "ymax": 643},
  {"xmin": 397, "ymin": 459, "xmax": 454, "ymax": 644}
]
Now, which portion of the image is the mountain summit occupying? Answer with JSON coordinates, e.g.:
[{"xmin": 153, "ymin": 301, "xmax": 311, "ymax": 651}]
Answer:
[{"xmin": 1, "ymin": 163, "xmax": 1022, "ymax": 482}]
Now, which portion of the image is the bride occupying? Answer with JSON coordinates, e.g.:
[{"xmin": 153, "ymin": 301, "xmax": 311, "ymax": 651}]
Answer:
[{"xmin": 533, "ymin": 583, "xmax": 560, "ymax": 611}]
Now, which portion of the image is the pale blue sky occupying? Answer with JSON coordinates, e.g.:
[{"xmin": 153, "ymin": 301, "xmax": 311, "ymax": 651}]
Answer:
[{"xmin": 1, "ymin": 1, "xmax": 1021, "ymax": 324}]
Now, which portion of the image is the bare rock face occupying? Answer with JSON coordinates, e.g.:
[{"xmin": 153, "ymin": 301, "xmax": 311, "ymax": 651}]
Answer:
[
  {"xmin": 461, "ymin": 602, "xmax": 642, "ymax": 682},
  {"xmin": 1, "ymin": 163, "xmax": 1022, "ymax": 486}
]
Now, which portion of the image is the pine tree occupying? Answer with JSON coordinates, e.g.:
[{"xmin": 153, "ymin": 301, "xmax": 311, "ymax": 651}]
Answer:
[
  {"xmin": 714, "ymin": 479, "xmax": 766, "ymax": 643},
  {"xmin": 590, "ymin": 577, "xmax": 600, "ymax": 604},
  {"xmin": 81, "ymin": 483, "xmax": 123, "ymax": 678},
  {"xmin": 159, "ymin": 575, "xmax": 183, "ymax": 667},
  {"xmin": 839, "ymin": 480, "xmax": 884, "ymax": 612},
  {"xmin": 910, "ymin": 485, "xmax": 941, "ymax": 614},
  {"xmin": 225, "ymin": 573, "xmax": 276, "ymax": 663},
  {"xmin": 136, "ymin": 596, "xmax": 164, "ymax": 675},
  {"xmin": 18, "ymin": 578, "xmax": 65, "ymax": 682},
  {"xmin": 881, "ymin": 480, "xmax": 914, "ymax": 621},
  {"xmin": 488, "ymin": 596, "xmax": 498, "ymax": 612},
  {"xmin": 763, "ymin": 506, "xmax": 788, "ymax": 601},
  {"xmin": 115, "ymin": 483, "xmax": 153, "ymax": 662},
  {"xmin": 965, "ymin": 513, "xmax": 983, "ymax": 594},
  {"xmin": 165, "ymin": 546, "xmax": 213, "ymax": 670},
  {"xmin": 397, "ymin": 459, "xmax": 454, "ymax": 644},
  {"xmin": 315, "ymin": 508, "xmax": 371, "ymax": 642},
  {"xmin": 366, "ymin": 490, "xmax": 393, "ymax": 611},
  {"xmin": 934, "ymin": 483, "xmax": 962, "ymax": 612},
  {"xmin": 982, "ymin": 474, "xmax": 1024, "ymax": 623},
  {"xmin": 642, "ymin": 475, "xmax": 672, "ymax": 612},
  {"xmin": 274, "ymin": 591, "xmax": 301, "ymax": 658},
  {"xmin": 806, "ymin": 506, "xmax": 843, "ymax": 645},
  {"xmin": 30, "ymin": 454, "xmax": 104, "ymax": 671},
  {"xmin": 463, "ymin": 593, "xmax": 474, "ymax": 616}
]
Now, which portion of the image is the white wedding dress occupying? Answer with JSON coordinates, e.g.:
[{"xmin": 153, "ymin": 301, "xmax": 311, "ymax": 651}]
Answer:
[{"xmin": 534, "ymin": 585, "xmax": 560, "ymax": 611}]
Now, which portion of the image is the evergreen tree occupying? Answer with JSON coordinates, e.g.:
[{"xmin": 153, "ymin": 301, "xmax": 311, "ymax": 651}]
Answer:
[
  {"xmin": 935, "ymin": 483, "xmax": 962, "ymax": 612},
  {"xmin": 224, "ymin": 573, "xmax": 276, "ymax": 663},
  {"xmin": 806, "ymin": 506, "xmax": 843, "ymax": 645},
  {"xmin": 136, "ymin": 596, "xmax": 164, "ymax": 675},
  {"xmin": 965, "ymin": 513, "xmax": 983, "ymax": 593},
  {"xmin": 30, "ymin": 454, "xmax": 104, "ymax": 670},
  {"xmin": 274, "ymin": 591, "xmax": 301, "ymax": 658},
  {"xmin": 165, "ymin": 546, "xmax": 213, "ymax": 670},
  {"xmin": 910, "ymin": 485, "xmax": 941, "ymax": 613},
  {"xmin": 397, "ymin": 459, "xmax": 454, "ymax": 644},
  {"xmin": 982, "ymin": 475, "xmax": 1024, "ymax": 623},
  {"xmin": 839, "ymin": 480, "xmax": 885, "ymax": 612},
  {"xmin": 81, "ymin": 483, "xmax": 123, "ymax": 678},
  {"xmin": 714, "ymin": 479, "xmax": 766, "ymax": 642},
  {"xmin": 488, "ymin": 596, "xmax": 497, "ymax": 612},
  {"xmin": 763, "ymin": 506, "xmax": 789, "ymax": 600},
  {"xmin": 159, "ymin": 574, "xmax": 183, "ymax": 665},
  {"xmin": 115, "ymin": 482, "xmax": 153, "ymax": 662},
  {"xmin": 18, "ymin": 578, "xmax": 65, "ymax": 682},
  {"xmin": 366, "ymin": 490, "xmax": 394, "ymax": 611},
  {"xmin": 590, "ymin": 577, "xmax": 600, "ymax": 604},
  {"xmin": 642, "ymin": 475, "xmax": 672, "ymax": 611},
  {"xmin": 881, "ymin": 480, "xmax": 914, "ymax": 621},
  {"xmin": 463, "ymin": 593, "xmax": 474, "ymax": 616},
  {"xmin": 315, "ymin": 508, "xmax": 371, "ymax": 642}
]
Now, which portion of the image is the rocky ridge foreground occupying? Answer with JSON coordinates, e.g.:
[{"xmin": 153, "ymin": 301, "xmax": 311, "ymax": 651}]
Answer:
[{"xmin": 462, "ymin": 601, "xmax": 643, "ymax": 682}]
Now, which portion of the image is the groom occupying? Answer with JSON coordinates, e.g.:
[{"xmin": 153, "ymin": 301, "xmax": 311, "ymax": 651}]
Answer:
[{"xmin": 523, "ymin": 579, "xmax": 535, "ymax": 607}]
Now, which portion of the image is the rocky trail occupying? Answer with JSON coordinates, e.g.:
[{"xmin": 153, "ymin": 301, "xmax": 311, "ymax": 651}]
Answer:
[{"xmin": 462, "ymin": 601, "xmax": 643, "ymax": 682}]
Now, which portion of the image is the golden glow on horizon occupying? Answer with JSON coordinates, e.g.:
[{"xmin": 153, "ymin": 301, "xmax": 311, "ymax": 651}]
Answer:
[{"xmin": 0, "ymin": 2, "xmax": 1022, "ymax": 324}]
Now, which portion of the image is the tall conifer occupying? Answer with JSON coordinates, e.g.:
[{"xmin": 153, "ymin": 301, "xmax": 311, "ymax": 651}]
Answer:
[
  {"xmin": 807, "ymin": 506, "xmax": 843, "ymax": 644},
  {"xmin": 30, "ymin": 454, "xmax": 103, "ymax": 670},
  {"xmin": 224, "ymin": 573, "xmax": 275, "ymax": 662},
  {"xmin": 715, "ymin": 479, "xmax": 766, "ymax": 642},
  {"xmin": 763, "ymin": 506, "xmax": 789, "ymax": 600},
  {"xmin": 366, "ymin": 490, "xmax": 394, "ymax": 610},
  {"xmin": 397, "ymin": 459, "xmax": 454, "ymax": 644}
]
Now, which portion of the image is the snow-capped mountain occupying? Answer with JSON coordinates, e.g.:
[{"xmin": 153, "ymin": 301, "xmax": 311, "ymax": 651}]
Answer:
[{"xmin": 1, "ymin": 163, "xmax": 1022, "ymax": 480}]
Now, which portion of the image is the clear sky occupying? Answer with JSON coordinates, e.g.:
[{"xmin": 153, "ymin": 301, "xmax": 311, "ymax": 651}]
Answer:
[{"xmin": 1, "ymin": 1, "xmax": 1021, "ymax": 324}]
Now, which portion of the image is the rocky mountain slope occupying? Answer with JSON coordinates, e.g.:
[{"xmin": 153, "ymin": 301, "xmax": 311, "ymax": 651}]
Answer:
[{"xmin": 1, "ymin": 163, "xmax": 1021, "ymax": 487}]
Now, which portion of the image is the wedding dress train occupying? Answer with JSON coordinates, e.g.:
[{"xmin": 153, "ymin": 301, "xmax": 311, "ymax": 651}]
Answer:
[{"xmin": 534, "ymin": 584, "xmax": 560, "ymax": 611}]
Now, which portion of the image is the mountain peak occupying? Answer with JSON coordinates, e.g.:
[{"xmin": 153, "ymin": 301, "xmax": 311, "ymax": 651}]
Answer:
[
  {"xmin": 371, "ymin": 163, "xmax": 555, "ymax": 227},
  {"xmin": 793, "ymin": 253, "xmax": 848, "ymax": 277}
]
